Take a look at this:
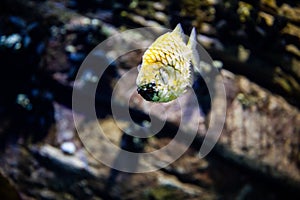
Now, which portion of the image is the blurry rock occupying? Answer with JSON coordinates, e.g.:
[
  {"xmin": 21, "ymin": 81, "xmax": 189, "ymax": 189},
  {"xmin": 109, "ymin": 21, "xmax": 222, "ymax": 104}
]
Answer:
[
  {"xmin": 0, "ymin": 34, "xmax": 22, "ymax": 50},
  {"xmin": 199, "ymin": 22, "xmax": 216, "ymax": 35},
  {"xmin": 153, "ymin": 2, "xmax": 165, "ymax": 11},
  {"xmin": 237, "ymin": 2, "xmax": 253, "ymax": 23},
  {"xmin": 123, "ymin": 12, "xmax": 163, "ymax": 27},
  {"xmin": 198, "ymin": 35, "xmax": 224, "ymax": 50},
  {"xmin": 61, "ymin": 142, "xmax": 76, "ymax": 155},
  {"xmin": 59, "ymin": 130, "xmax": 74, "ymax": 142},
  {"xmin": 68, "ymin": 52, "xmax": 86, "ymax": 63},
  {"xmin": 65, "ymin": 45, "xmax": 76, "ymax": 53},
  {"xmin": 259, "ymin": 11, "xmax": 274, "ymax": 26},
  {"xmin": 144, "ymin": 185, "xmax": 187, "ymax": 200},
  {"xmin": 163, "ymin": 156, "xmax": 212, "ymax": 188},
  {"xmin": 39, "ymin": 189, "xmax": 56, "ymax": 200},
  {"xmin": 286, "ymin": 44, "xmax": 300, "ymax": 58},
  {"xmin": 33, "ymin": 145, "xmax": 95, "ymax": 177},
  {"xmin": 153, "ymin": 12, "xmax": 168, "ymax": 24},
  {"xmin": 144, "ymin": 181, "xmax": 204, "ymax": 200},
  {"xmin": 8, "ymin": 16, "xmax": 26, "ymax": 29},
  {"xmin": 237, "ymin": 45, "xmax": 251, "ymax": 62},
  {"xmin": 278, "ymin": 3, "xmax": 300, "ymax": 24}
]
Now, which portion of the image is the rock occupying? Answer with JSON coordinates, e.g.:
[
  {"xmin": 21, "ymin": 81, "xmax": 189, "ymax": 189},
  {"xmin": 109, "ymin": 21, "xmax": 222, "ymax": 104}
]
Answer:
[
  {"xmin": 112, "ymin": 63, "xmax": 300, "ymax": 191},
  {"xmin": 59, "ymin": 130, "xmax": 74, "ymax": 142},
  {"xmin": 278, "ymin": 3, "xmax": 300, "ymax": 24},
  {"xmin": 261, "ymin": 0, "xmax": 277, "ymax": 9},
  {"xmin": 153, "ymin": 11, "xmax": 168, "ymax": 24},
  {"xmin": 33, "ymin": 145, "xmax": 95, "ymax": 177},
  {"xmin": 153, "ymin": 2, "xmax": 165, "ymax": 11},
  {"xmin": 219, "ymin": 73, "xmax": 300, "ymax": 188},
  {"xmin": 39, "ymin": 189, "xmax": 57, "ymax": 200},
  {"xmin": 281, "ymin": 23, "xmax": 300, "ymax": 39},
  {"xmin": 237, "ymin": 45, "xmax": 251, "ymax": 62},
  {"xmin": 61, "ymin": 142, "xmax": 76, "ymax": 155},
  {"xmin": 0, "ymin": 34, "xmax": 22, "ymax": 50},
  {"xmin": 286, "ymin": 44, "xmax": 300, "ymax": 58},
  {"xmin": 144, "ymin": 185, "xmax": 189, "ymax": 200},
  {"xmin": 162, "ymin": 155, "xmax": 213, "ymax": 188},
  {"xmin": 122, "ymin": 12, "xmax": 163, "ymax": 27},
  {"xmin": 259, "ymin": 11, "xmax": 274, "ymax": 26}
]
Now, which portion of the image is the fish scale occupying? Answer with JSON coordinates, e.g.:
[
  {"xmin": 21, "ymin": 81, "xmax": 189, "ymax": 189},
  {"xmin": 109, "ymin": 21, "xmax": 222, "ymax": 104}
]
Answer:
[{"xmin": 147, "ymin": 48, "xmax": 186, "ymax": 70}]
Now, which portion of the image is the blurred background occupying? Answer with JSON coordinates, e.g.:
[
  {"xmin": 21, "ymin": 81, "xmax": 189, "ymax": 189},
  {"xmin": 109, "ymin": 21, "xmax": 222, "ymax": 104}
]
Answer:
[{"xmin": 0, "ymin": 0, "xmax": 300, "ymax": 199}]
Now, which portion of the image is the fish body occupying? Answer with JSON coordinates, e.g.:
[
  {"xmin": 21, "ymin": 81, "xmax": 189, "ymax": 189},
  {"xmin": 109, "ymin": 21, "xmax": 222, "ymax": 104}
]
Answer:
[{"xmin": 136, "ymin": 24, "xmax": 199, "ymax": 102}]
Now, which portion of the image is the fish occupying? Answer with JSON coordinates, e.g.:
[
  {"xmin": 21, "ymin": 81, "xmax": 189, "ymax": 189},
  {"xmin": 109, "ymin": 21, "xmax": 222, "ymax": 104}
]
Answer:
[{"xmin": 136, "ymin": 23, "xmax": 200, "ymax": 102}]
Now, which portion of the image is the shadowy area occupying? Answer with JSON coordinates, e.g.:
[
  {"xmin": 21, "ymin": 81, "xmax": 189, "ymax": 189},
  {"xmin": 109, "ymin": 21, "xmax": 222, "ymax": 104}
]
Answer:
[
  {"xmin": 0, "ymin": 170, "xmax": 21, "ymax": 200},
  {"xmin": 0, "ymin": 13, "xmax": 54, "ymax": 148}
]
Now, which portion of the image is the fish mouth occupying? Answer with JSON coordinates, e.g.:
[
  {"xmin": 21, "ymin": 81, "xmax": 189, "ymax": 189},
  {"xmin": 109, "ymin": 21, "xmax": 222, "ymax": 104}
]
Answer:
[{"xmin": 137, "ymin": 82, "xmax": 159, "ymax": 101}]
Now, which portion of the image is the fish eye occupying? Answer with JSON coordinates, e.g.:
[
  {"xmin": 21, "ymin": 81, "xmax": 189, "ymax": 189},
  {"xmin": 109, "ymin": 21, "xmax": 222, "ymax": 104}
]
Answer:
[{"xmin": 137, "ymin": 82, "xmax": 158, "ymax": 101}]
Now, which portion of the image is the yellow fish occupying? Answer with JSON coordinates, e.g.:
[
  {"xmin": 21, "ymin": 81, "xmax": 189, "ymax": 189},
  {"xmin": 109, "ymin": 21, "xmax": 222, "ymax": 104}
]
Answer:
[{"xmin": 136, "ymin": 24, "xmax": 199, "ymax": 102}]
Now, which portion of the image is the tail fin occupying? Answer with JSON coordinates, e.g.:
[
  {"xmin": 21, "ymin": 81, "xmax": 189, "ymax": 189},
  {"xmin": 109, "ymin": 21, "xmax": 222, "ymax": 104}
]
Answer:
[{"xmin": 187, "ymin": 28, "xmax": 200, "ymax": 73}]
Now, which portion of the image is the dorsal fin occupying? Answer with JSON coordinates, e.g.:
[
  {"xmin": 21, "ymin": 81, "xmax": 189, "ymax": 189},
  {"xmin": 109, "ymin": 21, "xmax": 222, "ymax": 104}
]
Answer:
[{"xmin": 172, "ymin": 23, "xmax": 185, "ymax": 41}]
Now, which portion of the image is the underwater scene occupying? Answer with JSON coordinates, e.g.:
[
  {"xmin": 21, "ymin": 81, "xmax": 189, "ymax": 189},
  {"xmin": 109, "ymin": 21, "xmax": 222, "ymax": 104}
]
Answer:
[{"xmin": 0, "ymin": 0, "xmax": 300, "ymax": 199}]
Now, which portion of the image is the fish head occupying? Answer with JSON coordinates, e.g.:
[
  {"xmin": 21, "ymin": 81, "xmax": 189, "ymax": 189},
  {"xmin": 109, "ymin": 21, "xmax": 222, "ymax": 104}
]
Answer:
[
  {"xmin": 136, "ymin": 63, "xmax": 186, "ymax": 102},
  {"xmin": 137, "ymin": 81, "xmax": 177, "ymax": 102},
  {"xmin": 137, "ymin": 82, "xmax": 160, "ymax": 102}
]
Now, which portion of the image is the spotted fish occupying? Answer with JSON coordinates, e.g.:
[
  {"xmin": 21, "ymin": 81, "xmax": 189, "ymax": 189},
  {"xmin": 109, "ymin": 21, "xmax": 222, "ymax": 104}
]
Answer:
[{"xmin": 136, "ymin": 24, "xmax": 199, "ymax": 102}]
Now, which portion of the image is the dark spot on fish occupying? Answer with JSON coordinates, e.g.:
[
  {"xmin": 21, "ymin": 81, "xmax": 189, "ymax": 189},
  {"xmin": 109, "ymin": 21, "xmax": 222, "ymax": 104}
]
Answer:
[{"xmin": 137, "ymin": 82, "xmax": 158, "ymax": 101}]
